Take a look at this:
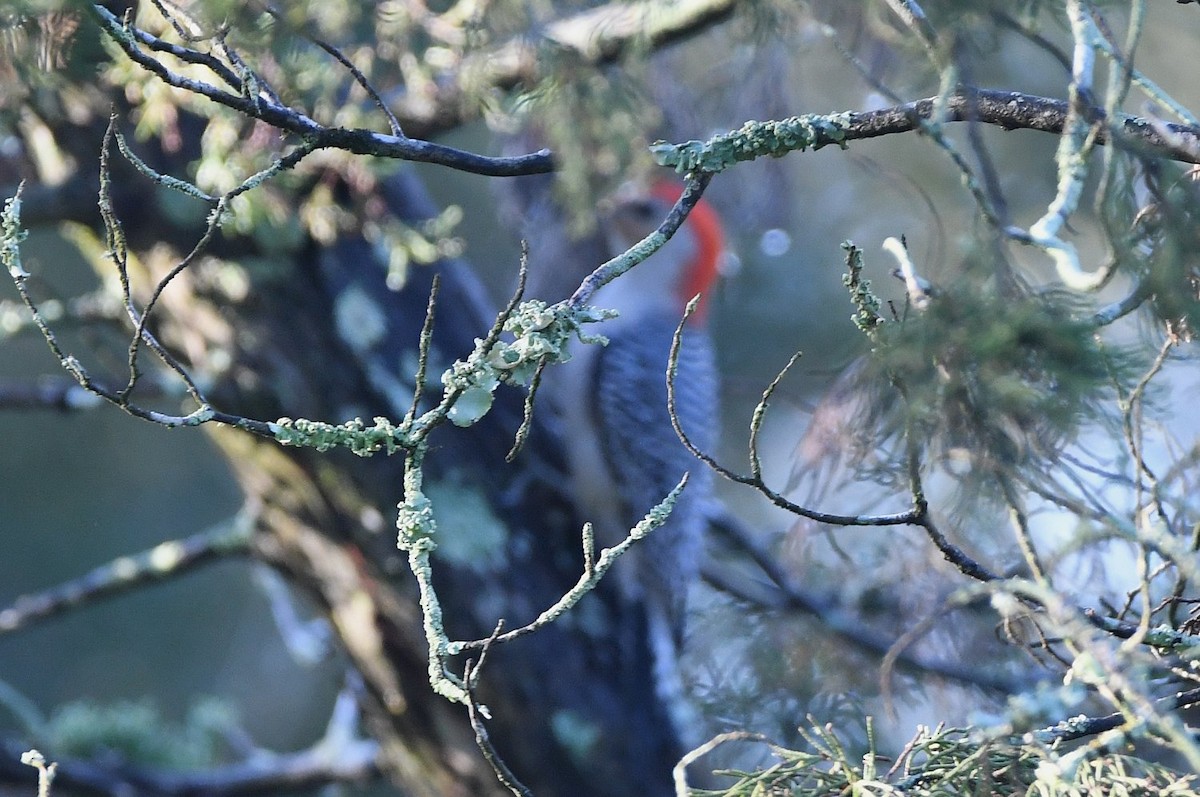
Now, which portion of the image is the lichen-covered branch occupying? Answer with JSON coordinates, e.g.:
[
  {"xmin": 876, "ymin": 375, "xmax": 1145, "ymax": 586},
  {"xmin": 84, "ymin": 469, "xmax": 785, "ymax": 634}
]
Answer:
[
  {"xmin": 650, "ymin": 88, "xmax": 1200, "ymax": 175},
  {"xmin": 450, "ymin": 479, "xmax": 688, "ymax": 654}
]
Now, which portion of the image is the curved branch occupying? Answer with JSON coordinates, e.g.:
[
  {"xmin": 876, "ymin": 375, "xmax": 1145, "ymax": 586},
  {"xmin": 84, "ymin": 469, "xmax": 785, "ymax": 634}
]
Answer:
[
  {"xmin": 665, "ymin": 302, "xmax": 921, "ymax": 528},
  {"xmin": 90, "ymin": 4, "xmax": 553, "ymax": 178},
  {"xmin": 654, "ymin": 88, "xmax": 1200, "ymax": 174}
]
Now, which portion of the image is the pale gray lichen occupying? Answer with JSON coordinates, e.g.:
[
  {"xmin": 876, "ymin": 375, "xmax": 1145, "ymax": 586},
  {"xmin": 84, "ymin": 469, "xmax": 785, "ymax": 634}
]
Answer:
[
  {"xmin": 841, "ymin": 242, "xmax": 882, "ymax": 334},
  {"xmin": 333, "ymin": 284, "xmax": 389, "ymax": 355},
  {"xmin": 2, "ymin": 190, "xmax": 29, "ymax": 279},
  {"xmin": 426, "ymin": 478, "xmax": 508, "ymax": 572},
  {"xmin": 396, "ymin": 462, "xmax": 472, "ymax": 705},
  {"xmin": 442, "ymin": 358, "xmax": 500, "ymax": 428},
  {"xmin": 494, "ymin": 298, "xmax": 616, "ymax": 383},
  {"xmin": 396, "ymin": 491, "xmax": 437, "ymax": 551},
  {"xmin": 651, "ymin": 113, "xmax": 853, "ymax": 174},
  {"xmin": 271, "ymin": 416, "xmax": 404, "ymax": 456},
  {"xmin": 443, "ymin": 299, "xmax": 614, "ymax": 427}
]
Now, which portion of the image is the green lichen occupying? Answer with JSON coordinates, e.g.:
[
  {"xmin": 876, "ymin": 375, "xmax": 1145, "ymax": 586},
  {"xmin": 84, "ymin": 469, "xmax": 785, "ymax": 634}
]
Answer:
[
  {"xmin": 444, "ymin": 299, "xmax": 614, "ymax": 427},
  {"xmin": 841, "ymin": 242, "xmax": 882, "ymax": 334},
  {"xmin": 397, "ymin": 491, "xmax": 437, "ymax": 550},
  {"xmin": 2, "ymin": 189, "xmax": 29, "ymax": 280},
  {"xmin": 651, "ymin": 112, "xmax": 853, "ymax": 174},
  {"xmin": 427, "ymin": 478, "xmax": 509, "ymax": 572},
  {"xmin": 271, "ymin": 416, "xmax": 406, "ymax": 456},
  {"xmin": 497, "ymin": 299, "xmax": 614, "ymax": 379}
]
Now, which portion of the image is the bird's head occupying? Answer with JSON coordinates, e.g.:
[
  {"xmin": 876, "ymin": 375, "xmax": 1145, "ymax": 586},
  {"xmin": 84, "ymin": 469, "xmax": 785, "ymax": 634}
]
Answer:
[{"xmin": 602, "ymin": 179, "xmax": 726, "ymax": 324}]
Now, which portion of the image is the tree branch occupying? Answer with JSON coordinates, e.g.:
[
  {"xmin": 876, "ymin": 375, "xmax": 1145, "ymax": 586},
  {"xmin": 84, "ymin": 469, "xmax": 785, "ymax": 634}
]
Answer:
[
  {"xmin": 702, "ymin": 514, "xmax": 1022, "ymax": 695},
  {"xmin": 90, "ymin": 4, "xmax": 553, "ymax": 178},
  {"xmin": 0, "ymin": 512, "xmax": 254, "ymax": 634},
  {"xmin": 654, "ymin": 88, "xmax": 1200, "ymax": 174}
]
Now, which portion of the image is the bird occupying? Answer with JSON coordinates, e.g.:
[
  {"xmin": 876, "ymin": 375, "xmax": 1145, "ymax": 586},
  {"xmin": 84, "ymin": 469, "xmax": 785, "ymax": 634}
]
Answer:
[{"xmin": 538, "ymin": 178, "xmax": 726, "ymax": 741}]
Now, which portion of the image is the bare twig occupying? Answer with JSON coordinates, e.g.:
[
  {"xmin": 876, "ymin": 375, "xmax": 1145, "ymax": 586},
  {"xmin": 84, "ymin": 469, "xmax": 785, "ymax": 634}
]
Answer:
[
  {"xmin": 462, "ymin": 623, "xmax": 532, "ymax": 797},
  {"xmin": 502, "ymin": 246, "xmax": 541, "ymax": 462},
  {"xmin": 666, "ymin": 303, "xmax": 922, "ymax": 528},
  {"xmin": 884, "ymin": 0, "xmax": 942, "ymax": 64},
  {"xmin": 405, "ymin": 275, "xmax": 441, "ymax": 427},
  {"xmin": 999, "ymin": 476, "xmax": 1048, "ymax": 585},
  {"xmin": 90, "ymin": 4, "xmax": 553, "ymax": 177},
  {"xmin": 673, "ymin": 731, "xmax": 767, "ymax": 797},
  {"xmin": 450, "ymin": 477, "xmax": 688, "ymax": 653},
  {"xmin": 98, "ymin": 118, "xmax": 207, "ymax": 406},
  {"xmin": 259, "ymin": 4, "xmax": 405, "ymax": 137},
  {"xmin": 118, "ymin": 3, "xmax": 244, "ymax": 90},
  {"xmin": 6, "ymin": 186, "xmax": 271, "ymax": 433}
]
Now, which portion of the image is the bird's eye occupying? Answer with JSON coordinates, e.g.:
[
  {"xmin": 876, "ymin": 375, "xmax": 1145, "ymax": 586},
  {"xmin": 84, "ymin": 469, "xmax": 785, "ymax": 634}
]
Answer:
[{"xmin": 625, "ymin": 199, "xmax": 658, "ymax": 221}]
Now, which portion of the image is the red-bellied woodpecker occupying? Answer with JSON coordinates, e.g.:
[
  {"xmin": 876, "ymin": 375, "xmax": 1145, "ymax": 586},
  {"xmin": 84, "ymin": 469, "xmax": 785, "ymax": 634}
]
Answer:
[{"xmin": 545, "ymin": 181, "xmax": 725, "ymax": 736}]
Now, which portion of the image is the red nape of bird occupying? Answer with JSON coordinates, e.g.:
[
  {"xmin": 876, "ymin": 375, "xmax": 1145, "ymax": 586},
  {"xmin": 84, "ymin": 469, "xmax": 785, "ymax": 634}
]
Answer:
[
  {"xmin": 648, "ymin": 180, "xmax": 726, "ymax": 321},
  {"xmin": 598, "ymin": 179, "xmax": 726, "ymax": 330}
]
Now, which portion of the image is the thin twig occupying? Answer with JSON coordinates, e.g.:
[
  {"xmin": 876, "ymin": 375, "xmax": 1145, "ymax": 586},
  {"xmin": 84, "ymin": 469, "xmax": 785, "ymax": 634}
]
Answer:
[
  {"xmin": 462, "ymin": 623, "xmax": 532, "ymax": 797},
  {"xmin": 128, "ymin": 1, "xmax": 245, "ymax": 90},
  {"xmin": 260, "ymin": 4, "xmax": 405, "ymax": 137},
  {"xmin": 673, "ymin": 732, "xmax": 767, "ymax": 797},
  {"xmin": 999, "ymin": 476, "xmax": 1048, "ymax": 585},
  {"xmin": 503, "ymin": 246, "xmax": 540, "ymax": 462},
  {"xmin": 91, "ymin": 4, "xmax": 554, "ymax": 177},
  {"xmin": 99, "ymin": 117, "xmax": 207, "ymax": 405},
  {"xmin": 884, "ymin": 0, "xmax": 942, "ymax": 65},
  {"xmin": 666, "ymin": 302, "xmax": 922, "ymax": 528},
  {"xmin": 450, "ymin": 476, "xmax": 688, "ymax": 653},
  {"xmin": 406, "ymin": 275, "xmax": 441, "ymax": 427}
]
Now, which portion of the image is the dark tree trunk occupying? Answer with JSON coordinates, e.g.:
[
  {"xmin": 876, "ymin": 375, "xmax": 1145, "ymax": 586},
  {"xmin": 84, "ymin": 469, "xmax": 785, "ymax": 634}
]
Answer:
[{"xmin": 111, "ymin": 161, "xmax": 681, "ymax": 796}]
